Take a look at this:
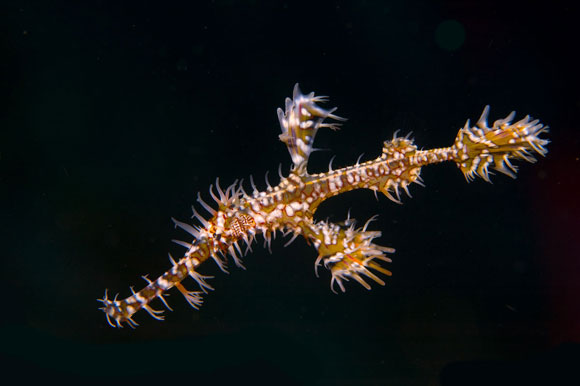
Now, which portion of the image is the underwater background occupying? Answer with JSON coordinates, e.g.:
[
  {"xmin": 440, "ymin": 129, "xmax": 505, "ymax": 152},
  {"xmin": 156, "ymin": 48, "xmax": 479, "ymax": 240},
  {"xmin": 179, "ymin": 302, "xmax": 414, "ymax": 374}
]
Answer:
[{"xmin": 1, "ymin": 1, "xmax": 579, "ymax": 385}]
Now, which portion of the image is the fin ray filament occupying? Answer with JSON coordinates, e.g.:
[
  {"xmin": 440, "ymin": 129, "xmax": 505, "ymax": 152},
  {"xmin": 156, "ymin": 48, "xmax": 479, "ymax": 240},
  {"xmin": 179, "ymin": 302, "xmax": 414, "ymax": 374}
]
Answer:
[{"xmin": 99, "ymin": 86, "xmax": 548, "ymax": 327}]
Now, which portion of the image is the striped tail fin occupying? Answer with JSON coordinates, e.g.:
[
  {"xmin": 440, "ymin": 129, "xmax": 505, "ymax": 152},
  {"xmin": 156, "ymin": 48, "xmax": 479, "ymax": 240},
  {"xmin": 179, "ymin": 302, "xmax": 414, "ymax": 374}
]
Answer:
[{"xmin": 453, "ymin": 106, "xmax": 549, "ymax": 182}]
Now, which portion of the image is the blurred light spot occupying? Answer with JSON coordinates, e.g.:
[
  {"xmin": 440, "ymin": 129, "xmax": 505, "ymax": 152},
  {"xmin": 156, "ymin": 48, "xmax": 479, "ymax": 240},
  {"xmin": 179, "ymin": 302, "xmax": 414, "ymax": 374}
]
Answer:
[{"xmin": 435, "ymin": 20, "xmax": 466, "ymax": 51}]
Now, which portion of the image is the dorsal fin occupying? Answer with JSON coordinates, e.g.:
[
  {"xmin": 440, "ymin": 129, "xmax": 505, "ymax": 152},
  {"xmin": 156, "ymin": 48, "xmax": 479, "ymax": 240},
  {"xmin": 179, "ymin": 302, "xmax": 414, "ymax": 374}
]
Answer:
[{"xmin": 277, "ymin": 84, "xmax": 345, "ymax": 174}]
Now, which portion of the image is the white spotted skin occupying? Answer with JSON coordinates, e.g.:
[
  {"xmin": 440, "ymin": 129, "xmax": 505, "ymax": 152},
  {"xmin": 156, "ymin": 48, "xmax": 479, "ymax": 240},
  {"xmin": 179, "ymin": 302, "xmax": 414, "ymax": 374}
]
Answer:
[{"xmin": 100, "ymin": 87, "xmax": 548, "ymax": 327}]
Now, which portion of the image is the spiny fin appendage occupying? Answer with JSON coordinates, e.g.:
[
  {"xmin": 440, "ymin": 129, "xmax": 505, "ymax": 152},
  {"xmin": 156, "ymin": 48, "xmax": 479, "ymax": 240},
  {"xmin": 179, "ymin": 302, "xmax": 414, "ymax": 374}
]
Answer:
[
  {"xmin": 277, "ymin": 83, "xmax": 345, "ymax": 173},
  {"xmin": 453, "ymin": 105, "xmax": 549, "ymax": 182},
  {"xmin": 99, "ymin": 85, "xmax": 548, "ymax": 327}
]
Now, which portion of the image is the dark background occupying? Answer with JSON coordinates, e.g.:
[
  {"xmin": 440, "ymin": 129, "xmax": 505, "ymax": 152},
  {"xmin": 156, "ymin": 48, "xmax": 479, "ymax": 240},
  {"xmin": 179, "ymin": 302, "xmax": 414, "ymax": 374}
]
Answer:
[{"xmin": 1, "ymin": 1, "xmax": 579, "ymax": 385}]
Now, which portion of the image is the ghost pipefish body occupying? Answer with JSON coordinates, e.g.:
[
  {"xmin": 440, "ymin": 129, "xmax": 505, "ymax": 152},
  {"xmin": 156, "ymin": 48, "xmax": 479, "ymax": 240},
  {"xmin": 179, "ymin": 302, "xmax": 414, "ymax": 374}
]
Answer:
[{"xmin": 98, "ymin": 84, "xmax": 549, "ymax": 328}]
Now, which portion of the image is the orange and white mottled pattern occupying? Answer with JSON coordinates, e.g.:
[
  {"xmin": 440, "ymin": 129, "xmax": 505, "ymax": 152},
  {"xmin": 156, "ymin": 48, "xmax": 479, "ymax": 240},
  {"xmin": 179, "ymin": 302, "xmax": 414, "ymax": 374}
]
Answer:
[{"xmin": 99, "ymin": 84, "xmax": 549, "ymax": 328}]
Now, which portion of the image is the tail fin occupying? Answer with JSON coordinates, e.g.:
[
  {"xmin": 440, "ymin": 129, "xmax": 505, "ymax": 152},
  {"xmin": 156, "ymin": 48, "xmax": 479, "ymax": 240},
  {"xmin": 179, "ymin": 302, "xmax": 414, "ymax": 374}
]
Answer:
[{"xmin": 453, "ymin": 106, "xmax": 549, "ymax": 182}]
